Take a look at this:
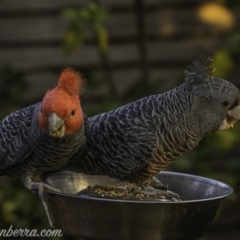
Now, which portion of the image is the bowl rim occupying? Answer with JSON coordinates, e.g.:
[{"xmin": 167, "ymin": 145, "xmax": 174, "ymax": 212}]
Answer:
[{"xmin": 44, "ymin": 171, "xmax": 233, "ymax": 204}]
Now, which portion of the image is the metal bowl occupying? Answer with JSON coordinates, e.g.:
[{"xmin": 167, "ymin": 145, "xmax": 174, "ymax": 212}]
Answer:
[{"xmin": 41, "ymin": 171, "xmax": 233, "ymax": 240}]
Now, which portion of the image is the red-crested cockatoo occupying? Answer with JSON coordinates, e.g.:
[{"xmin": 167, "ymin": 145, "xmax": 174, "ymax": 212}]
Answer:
[{"xmin": 0, "ymin": 68, "xmax": 88, "ymax": 200}]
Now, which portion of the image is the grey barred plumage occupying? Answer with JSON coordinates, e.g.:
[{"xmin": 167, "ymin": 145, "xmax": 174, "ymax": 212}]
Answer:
[
  {"xmin": 0, "ymin": 103, "xmax": 88, "ymax": 177},
  {"xmin": 67, "ymin": 56, "xmax": 240, "ymax": 186},
  {"xmin": 0, "ymin": 104, "xmax": 34, "ymax": 170}
]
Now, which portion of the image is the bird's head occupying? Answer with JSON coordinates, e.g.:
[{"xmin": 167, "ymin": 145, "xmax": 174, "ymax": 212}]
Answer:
[
  {"xmin": 38, "ymin": 68, "xmax": 84, "ymax": 138},
  {"xmin": 185, "ymin": 56, "xmax": 240, "ymax": 135}
]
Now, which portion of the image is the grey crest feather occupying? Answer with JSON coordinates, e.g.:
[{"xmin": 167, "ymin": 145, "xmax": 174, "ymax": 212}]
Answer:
[{"xmin": 185, "ymin": 55, "xmax": 215, "ymax": 85}]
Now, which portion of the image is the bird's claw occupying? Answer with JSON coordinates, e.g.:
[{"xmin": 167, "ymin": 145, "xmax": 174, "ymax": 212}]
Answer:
[
  {"xmin": 140, "ymin": 185, "xmax": 182, "ymax": 201},
  {"xmin": 22, "ymin": 175, "xmax": 60, "ymax": 201},
  {"xmin": 149, "ymin": 177, "xmax": 168, "ymax": 191},
  {"xmin": 31, "ymin": 182, "xmax": 60, "ymax": 200}
]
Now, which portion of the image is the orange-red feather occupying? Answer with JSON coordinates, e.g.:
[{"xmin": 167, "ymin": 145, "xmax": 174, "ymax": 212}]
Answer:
[
  {"xmin": 37, "ymin": 68, "xmax": 84, "ymax": 135},
  {"xmin": 57, "ymin": 68, "xmax": 84, "ymax": 96}
]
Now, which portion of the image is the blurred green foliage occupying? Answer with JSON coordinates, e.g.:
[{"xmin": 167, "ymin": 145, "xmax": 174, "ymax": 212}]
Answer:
[
  {"xmin": 62, "ymin": 1, "xmax": 109, "ymax": 54},
  {"xmin": 212, "ymin": 50, "xmax": 234, "ymax": 78},
  {"xmin": 0, "ymin": 178, "xmax": 47, "ymax": 229}
]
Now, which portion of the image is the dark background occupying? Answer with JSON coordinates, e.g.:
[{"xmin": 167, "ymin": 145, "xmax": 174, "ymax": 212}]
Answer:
[{"xmin": 0, "ymin": 0, "xmax": 240, "ymax": 239}]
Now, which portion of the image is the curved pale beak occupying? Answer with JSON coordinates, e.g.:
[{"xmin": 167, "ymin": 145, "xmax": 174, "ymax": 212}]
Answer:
[
  {"xmin": 48, "ymin": 113, "xmax": 65, "ymax": 138},
  {"xmin": 219, "ymin": 105, "xmax": 240, "ymax": 130}
]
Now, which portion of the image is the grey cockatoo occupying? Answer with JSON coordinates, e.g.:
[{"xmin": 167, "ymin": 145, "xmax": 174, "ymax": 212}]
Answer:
[
  {"xmin": 0, "ymin": 68, "xmax": 88, "ymax": 200},
  {"xmin": 66, "ymin": 56, "xmax": 240, "ymax": 200}
]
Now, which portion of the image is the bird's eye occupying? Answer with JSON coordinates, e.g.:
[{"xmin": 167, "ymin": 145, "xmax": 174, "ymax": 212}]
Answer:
[
  {"xmin": 222, "ymin": 100, "xmax": 229, "ymax": 107},
  {"xmin": 71, "ymin": 110, "xmax": 75, "ymax": 116}
]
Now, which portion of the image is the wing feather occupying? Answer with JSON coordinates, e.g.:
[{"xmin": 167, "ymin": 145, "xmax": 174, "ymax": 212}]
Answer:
[
  {"xmin": 82, "ymin": 100, "xmax": 157, "ymax": 179},
  {"xmin": 0, "ymin": 103, "xmax": 39, "ymax": 169}
]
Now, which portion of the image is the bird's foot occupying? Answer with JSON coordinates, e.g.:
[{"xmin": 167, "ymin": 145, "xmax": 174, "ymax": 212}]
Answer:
[
  {"xmin": 22, "ymin": 175, "xmax": 60, "ymax": 201},
  {"xmin": 140, "ymin": 184, "xmax": 182, "ymax": 201},
  {"xmin": 79, "ymin": 182, "xmax": 182, "ymax": 201},
  {"xmin": 149, "ymin": 176, "xmax": 168, "ymax": 191}
]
